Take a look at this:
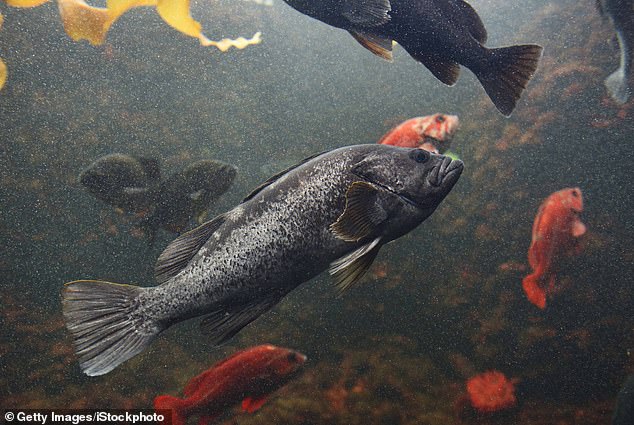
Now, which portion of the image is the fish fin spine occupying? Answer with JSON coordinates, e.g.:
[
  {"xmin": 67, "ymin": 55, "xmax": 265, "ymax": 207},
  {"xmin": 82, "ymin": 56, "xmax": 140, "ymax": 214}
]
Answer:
[
  {"xmin": 475, "ymin": 44, "xmax": 543, "ymax": 116},
  {"xmin": 522, "ymin": 274, "xmax": 546, "ymax": 309},
  {"xmin": 62, "ymin": 280, "xmax": 162, "ymax": 376},
  {"xmin": 330, "ymin": 237, "xmax": 382, "ymax": 295},
  {"xmin": 154, "ymin": 395, "xmax": 187, "ymax": 425}
]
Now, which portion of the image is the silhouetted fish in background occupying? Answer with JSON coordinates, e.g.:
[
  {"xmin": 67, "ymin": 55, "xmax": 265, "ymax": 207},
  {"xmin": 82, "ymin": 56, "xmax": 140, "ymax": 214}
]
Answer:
[
  {"xmin": 154, "ymin": 345, "xmax": 306, "ymax": 425},
  {"xmin": 79, "ymin": 154, "xmax": 237, "ymax": 241},
  {"xmin": 140, "ymin": 159, "xmax": 238, "ymax": 243},
  {"xmin": 79, "ymin": 153, "xmax": 160, "ymax": 214},
  {"xmin": 63, "ymin": 145, "xmax": 462, "ymax": 376},
  {"xmin": 281, "ymin": 0, "xmax": 543, "ymax": 116},
  {"xmin": 596, "ymin": 0, "xmax": 634, "ymax": 103}
]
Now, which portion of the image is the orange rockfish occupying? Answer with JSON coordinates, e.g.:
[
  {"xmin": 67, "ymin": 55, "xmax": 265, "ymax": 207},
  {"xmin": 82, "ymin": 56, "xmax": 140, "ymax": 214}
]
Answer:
[
  {"xmin": 378, "ymin": 114, "xmax": 459, "ymax": 154},
  {"xmin": 154, "ymin": 345, "xmax": 306, "ymax": 425},
  {"xmin": 522, "ymin": 188, "xmax": 586, "ymax": 309}
]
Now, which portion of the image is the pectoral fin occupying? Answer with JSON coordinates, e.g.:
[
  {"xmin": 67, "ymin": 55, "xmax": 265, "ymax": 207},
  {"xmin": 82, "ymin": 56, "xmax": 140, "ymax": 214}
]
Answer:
[
  {"xmin": 330, "ymin": 237, "xmax": 382, "ymax": 295},
  {"xmin": 349, "ymin": 31, "xmax": 393, "ymax": 61},
  {"xmin": 342, "ymin": 0, "xmax": 391, "ymax": 27},
  {"xmin": 330, "ymin": 181, "xmax": 387, "ymax": 242},
  {"xmin": 572, "ymin": 220, "xmax": 586, "ymax": 237}
]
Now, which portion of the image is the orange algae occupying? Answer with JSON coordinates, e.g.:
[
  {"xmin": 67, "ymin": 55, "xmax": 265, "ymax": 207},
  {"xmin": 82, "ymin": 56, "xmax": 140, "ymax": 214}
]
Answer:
[{"xmin": 54, "ymin": 0, "xmax": 262, "ymax": 50}]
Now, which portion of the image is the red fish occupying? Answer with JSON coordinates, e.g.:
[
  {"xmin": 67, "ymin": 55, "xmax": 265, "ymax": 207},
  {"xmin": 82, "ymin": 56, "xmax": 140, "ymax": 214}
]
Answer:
[
  {"xmin": 522, "ymin": 188, "xmax": 586, "ymax": 309},
  {"xmin": 378, "ymin": 113, "xmax": 459, "ymax": 154},
  {"xmin": 154, "ymin": 345, "xmax": 306, "ymax": 425}
]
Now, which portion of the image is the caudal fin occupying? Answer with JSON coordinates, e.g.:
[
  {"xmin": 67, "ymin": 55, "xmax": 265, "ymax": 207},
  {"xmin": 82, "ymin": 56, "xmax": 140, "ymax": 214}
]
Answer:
[
  {"xmin": 522, "ymin": 274, "xmax": 546, "ymax": 309},
  {"xmin": 475, "ymin": 44, "xmax": 543, "ymax": 116},
  {"xmin": 154, "ymin": 395, "xmax": 187, "ymax": 425},
  {"xmin": 62, "ymin": 280, "xmax": 162, "ymax": 376}
]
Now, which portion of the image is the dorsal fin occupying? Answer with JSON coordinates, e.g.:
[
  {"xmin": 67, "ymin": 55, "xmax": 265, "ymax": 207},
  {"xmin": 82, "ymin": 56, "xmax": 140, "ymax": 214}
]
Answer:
[
  {"xmin": 182, "ymin": 347, "xmax": 251, "ymax": 396},
  {"xmin": 452, "ymin": 0, "xmax": 487, "ymax": 44},
  {"xmin": 341, "ymin": 0, "xmax": 391, "ymax": 27},
  {"xmin": 154, "ymin": 213, "xmax": 226, "ymax": 284},
  {"xmin": 242, "ymin": 151, "xmax": 327, "ymax": 203}
]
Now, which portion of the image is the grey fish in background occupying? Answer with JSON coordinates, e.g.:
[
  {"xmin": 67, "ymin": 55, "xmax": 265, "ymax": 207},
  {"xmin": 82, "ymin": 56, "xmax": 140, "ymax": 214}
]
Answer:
[
  {"xmin": 613, "ymin": 374, "xmax": 634, "ymax": 425},
  {"xmin": 79, "ymin": 154, "xmax": 237, "ymax": 241},
  {"xmin": 63, "ymin": 144, "xmax": 463, "ymax": 376},
  {"xmin": 597, "ymin": 0, "xmax": 634, "ymax": 103},
  {"xmin": 79, "ymin": 153, "xmax": 160, "ymax": 213},
  {"xmin": 281, "ymin": 0, "xmax": 543, "ymax": 116},
  {"xmin": 140, "ymin": 159, "xmax": 238, "ymax": 242}
]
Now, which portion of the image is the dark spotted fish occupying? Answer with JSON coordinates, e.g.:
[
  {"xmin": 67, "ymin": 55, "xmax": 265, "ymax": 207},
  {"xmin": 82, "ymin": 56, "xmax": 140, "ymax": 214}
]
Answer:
[
  {"xmin": 281, "ymin": 0, "xmax": 543, "ymax": 116},
  {"xmin": 63, "ymin": 144, "xmax": 462, "ymax": 376}
]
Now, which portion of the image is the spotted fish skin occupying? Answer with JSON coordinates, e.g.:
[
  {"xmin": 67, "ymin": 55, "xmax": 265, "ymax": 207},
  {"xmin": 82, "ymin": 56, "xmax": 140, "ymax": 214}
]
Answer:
[{"xmin": 62, "ymin": 144, "xmax": 463, "ymax": 376}]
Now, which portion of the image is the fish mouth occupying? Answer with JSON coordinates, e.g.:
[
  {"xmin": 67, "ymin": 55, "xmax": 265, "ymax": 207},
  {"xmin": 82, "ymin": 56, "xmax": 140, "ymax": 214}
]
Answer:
[{"xmin": 428, "ymin": 157, "xmax": 463, "ymax": 188}]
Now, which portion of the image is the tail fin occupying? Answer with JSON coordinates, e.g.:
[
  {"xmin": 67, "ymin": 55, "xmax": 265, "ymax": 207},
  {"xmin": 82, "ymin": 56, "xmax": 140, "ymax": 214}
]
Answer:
[
  {"xmin": 522, "ymin": 274, "xmax": 546, "ymax": 309},
  {"xmin": 62, "ymin": 280, "xmax": 162, "ymax": 376},
  {"xmin": 154, "ymin": 395, "xmax": 187, "ymax": 425},
  {"xmin": 605, "ymin": 68, "xmax": 630, "ymax": 104},
  {"xmin": 474, "ymin": 44, "xmax": 543, "ymax": 116}
]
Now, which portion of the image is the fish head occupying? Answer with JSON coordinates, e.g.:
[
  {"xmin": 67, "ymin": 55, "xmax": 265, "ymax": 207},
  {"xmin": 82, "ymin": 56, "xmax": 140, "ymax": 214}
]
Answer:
[
  {"xmin": 180, "ymin": 160, "xmax": 238, "ymax": 199},
  {"xmin": 417, "ymin": 113, "xmax": 460, "ymax": 142},
  {"xmin": 560, "ymin": 187, "xmax": 583, "ymax": 213},
  {"xmin": 79, "ymin": 154, "xmax": 143, "ymax": 194},
  {"xmin": 351, "ymin": 146, "xmax": 463, "ymax": 214},
  {"xmin": 264, "ymin": 346, "xmax": 307, "ymax": 378}
]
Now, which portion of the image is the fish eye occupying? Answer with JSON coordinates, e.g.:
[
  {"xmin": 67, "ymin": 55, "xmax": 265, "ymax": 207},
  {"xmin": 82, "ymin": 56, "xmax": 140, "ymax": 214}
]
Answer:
[
  {"xmin": 287, "ymin": 352, "xmax": 298, "ymax": 362},
  {"xmin": 436, "ymin": 115, "xmax": 445, "ymax": 123},
  {"xmin": 410, "ymin": 149, "xmax": 430, "ymax": 163},
  {"xmin": 571, "ymin": 190, "xmax": 579, "ymax": 197}
]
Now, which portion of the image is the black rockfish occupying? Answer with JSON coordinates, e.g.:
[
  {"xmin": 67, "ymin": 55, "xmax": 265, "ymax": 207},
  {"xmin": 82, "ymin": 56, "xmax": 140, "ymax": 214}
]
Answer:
[
  {"xmin": 63, "ymin": 145, "xmax": 463, "ymax": 376},
  {"xmin": 281, "ymin": 0, "xmax": 543, "ymax": 116},
  {"xmin": 597, "ymin": 0, "xmax": 634, "ymax": 103},
  {"xmin": 140, "ymin": 159, "xmax": 238, "ymax": 242},
  {"xmin": 79, "ymin": 154, "xmax": 237, "ymax": 240},
  {"xmin": 79, "ymin": 153, "xmax": 160, "ymax": 213}
]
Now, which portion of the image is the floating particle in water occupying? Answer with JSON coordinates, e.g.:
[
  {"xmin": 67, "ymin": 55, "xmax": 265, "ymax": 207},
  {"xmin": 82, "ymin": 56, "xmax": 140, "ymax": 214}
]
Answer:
[{"xmin": 0, "ymin": 14, "xmax": 5, "ymax": 92}]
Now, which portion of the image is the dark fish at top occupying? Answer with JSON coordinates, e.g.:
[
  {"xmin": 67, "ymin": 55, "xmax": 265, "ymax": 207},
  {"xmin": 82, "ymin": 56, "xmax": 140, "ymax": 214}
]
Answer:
[
  {"xmin": 154, "ymin": 344, "xmax": 306, "ymax": 425},
  {"xmin": 596, "ymin": 0, "xmax": 634, "ymax": 103},
  {"xmin": 281, "ymin": 0, "xmax": 543, "ymax": 116},
  {"xmin": 79, "ymin": 154, "xmax": 237, "ymax": 240},
  {"xmin": 79, "ymin": 153, "xmax": 160, "ymax": 213},
  {"xmin": 63, "ymin": 144, "xmax": 463, "ymax": 376}
]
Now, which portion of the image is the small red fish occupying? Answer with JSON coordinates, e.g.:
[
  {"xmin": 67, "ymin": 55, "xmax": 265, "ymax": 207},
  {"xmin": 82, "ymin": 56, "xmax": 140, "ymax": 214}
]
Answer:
[
  {"xmin": 522, "ymin": 188, "xmax": 586, "ymax": 309},
  {"xmin": 154, "ymin": 345, "xmax": 306, "ymax": 425},
  {"xmin": 378, "ymin": 113, "xmax": 459, "ymax": 154}
]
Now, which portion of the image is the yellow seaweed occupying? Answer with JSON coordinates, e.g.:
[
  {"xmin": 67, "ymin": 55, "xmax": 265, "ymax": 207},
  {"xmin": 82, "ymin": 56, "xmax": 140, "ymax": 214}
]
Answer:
[
  {"xmin": 155, "ymin": 0, "xmax": 203, "ymax": 40},
  {"xmin": 4, "ymin": 0, "xmax": 49, "ymax": 7},
  {"xmin": 0, "ymin": 58, "xmax": 7, "ymax": 91},
  {"xmin": 57, "ymin": 0, "xmax": 113, "ymax": 45},
  {"xmin": 57, "ymin": 0, "xmax": 155, "ymax": 45},
  {"xmin": 0, "ymin": 12, "xmax": 3, "ymax": 29},
  {"xmin": 201, "ymin": 32, "xmax": 262, "ymax": 52}
]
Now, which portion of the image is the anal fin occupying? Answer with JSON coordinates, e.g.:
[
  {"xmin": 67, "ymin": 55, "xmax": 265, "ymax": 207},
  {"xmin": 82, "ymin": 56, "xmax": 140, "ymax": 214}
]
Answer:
[
  {"xmin": 242, "ymin": 396, "xmax": 269, "ymax": 413},
  {"xmin": 200, "ymin": 295, "xmax": 283, "ymax": 345},
  {"xmin": 410, "ymin": 51, "xmax": 461, "ymax": 86}
]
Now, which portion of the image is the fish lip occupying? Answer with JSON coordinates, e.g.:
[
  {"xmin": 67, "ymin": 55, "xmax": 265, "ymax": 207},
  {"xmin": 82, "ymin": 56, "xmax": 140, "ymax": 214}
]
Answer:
[{"xmin": 429, "ymin": 157, "xmax": 463, "ymax": 187}]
